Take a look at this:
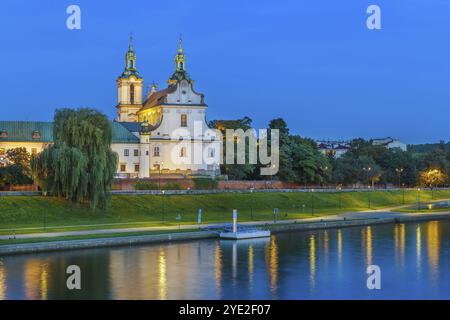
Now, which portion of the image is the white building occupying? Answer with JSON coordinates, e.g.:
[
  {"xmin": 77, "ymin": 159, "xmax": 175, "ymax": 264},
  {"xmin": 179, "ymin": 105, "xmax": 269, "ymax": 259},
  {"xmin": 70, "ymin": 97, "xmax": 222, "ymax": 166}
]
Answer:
[
  {"xmin": 0, "ymin": 36, "xmax": 221, "ymax": 178},
  {"xmin": 372, "ymin": 137, "xmax": 407, "ymax": 151}
]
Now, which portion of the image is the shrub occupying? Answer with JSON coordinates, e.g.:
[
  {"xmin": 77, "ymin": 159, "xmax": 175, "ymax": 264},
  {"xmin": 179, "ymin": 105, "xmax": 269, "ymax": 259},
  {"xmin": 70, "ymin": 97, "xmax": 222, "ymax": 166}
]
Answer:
[
  {"xmin": 164, "ymin": 182, "xmax": 183, "ymax": 190},
  {"xmin": 134, "ymin": 182, "xmax": 159, "ymax": 190},
  {"xmin": 193, "ymin": 178, "xmax": 218, "ymax": 190}
]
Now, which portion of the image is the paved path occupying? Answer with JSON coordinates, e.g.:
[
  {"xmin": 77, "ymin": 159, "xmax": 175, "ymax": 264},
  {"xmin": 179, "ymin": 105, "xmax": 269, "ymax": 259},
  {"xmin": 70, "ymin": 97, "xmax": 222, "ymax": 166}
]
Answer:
[{"xmin": 2, "ymin": 209, "xmax": 449, "ymax": 241}]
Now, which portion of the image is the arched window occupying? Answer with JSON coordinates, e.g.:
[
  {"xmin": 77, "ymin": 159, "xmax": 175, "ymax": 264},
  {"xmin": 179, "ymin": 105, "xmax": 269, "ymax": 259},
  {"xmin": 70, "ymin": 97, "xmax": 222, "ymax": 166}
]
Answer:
[
  {"xmin": 180, "ymin": 114, "xmax": 187, "ymax": 127},
  {"xmin": 130, "ymin": 84, "xmax": 135, "ymax": 104},
  {"xmin": 180, "ymin": 147, "xmax": 186, "ymax": 157},
  {"xmin": 179, "ymin": 62, "xmax": 184, "ymax": 70}
]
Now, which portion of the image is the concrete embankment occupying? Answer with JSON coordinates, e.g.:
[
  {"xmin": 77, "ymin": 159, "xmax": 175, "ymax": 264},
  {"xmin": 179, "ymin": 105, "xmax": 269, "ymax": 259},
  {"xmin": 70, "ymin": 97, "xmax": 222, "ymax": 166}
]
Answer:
[{"xmin": 1, "ymin": 212, "xmax": 450, "ymax": 256}]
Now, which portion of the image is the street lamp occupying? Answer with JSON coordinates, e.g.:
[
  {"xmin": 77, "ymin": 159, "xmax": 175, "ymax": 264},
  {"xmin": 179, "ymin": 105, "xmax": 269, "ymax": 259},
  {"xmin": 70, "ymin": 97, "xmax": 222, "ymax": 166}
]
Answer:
[
  {"xmin": 159, "ymin": 161, "xmax": 164, "ymax": 190},
  {"xmin": 395, "ymin": 168, "xmax": 404, "ymax": 188},
  {"xmin": 161, "ymin": 190, "xmax": 166, "ymax": 222},
  {"xmin": 417, "ymin": 188, "xmax": 421, "ymax": 211},
  {"xmin": 363, "ymin": 167, "xmax": 372, "ymax": 189},
  {"xmin": 250, "ymin": 187, "xmax": 254, "ymax": 220},
  {"xmin": 337, "ymin": 186, "xmax": 342, "ymax": 210},
  {"xmin": 311, "ymin": 189, "xmax": 315, "ymax": 216}
]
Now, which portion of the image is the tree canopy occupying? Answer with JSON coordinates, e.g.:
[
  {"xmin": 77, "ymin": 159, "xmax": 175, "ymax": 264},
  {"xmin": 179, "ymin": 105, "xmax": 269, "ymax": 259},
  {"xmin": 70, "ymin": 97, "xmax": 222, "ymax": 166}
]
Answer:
[{"xmin": 32, "ymin": 108, "xmax": 118, "ymax": 209}]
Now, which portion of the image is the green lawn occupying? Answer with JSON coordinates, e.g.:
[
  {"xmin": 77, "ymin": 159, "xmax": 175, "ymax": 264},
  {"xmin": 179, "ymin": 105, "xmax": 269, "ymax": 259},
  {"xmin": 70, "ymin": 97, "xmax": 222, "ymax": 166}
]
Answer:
[{"xmin": 1, "ymin": 189, "xmax": 449, "ymax": 235}]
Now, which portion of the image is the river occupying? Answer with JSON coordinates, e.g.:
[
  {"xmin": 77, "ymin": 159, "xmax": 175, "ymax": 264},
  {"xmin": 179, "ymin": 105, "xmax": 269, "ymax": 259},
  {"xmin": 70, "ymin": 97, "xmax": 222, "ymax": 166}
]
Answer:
[{"xmin": 0, "ymin": 219, "xmax": 449, "ymax": 299}]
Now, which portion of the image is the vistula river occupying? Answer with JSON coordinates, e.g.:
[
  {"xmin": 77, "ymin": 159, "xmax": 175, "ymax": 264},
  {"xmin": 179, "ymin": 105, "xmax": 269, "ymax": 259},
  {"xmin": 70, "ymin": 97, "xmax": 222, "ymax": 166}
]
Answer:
[{"xmin": 0, "ymin": 219, "xmax": 449, "ymax": 300}]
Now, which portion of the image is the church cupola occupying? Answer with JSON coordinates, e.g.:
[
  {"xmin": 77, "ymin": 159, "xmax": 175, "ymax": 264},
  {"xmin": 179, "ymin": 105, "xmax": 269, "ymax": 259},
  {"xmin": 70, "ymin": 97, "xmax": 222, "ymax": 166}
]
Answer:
[
  {"xmin": 116, "ymin": 33, "xmax": 144, "ymax": 122},
  {"xmin": 121, "ymin": 33, "xmax": 141, "ymax": 79},
  {"xmin": 168, "ymin": 36, "xmax": 192, "ymax": 85}
]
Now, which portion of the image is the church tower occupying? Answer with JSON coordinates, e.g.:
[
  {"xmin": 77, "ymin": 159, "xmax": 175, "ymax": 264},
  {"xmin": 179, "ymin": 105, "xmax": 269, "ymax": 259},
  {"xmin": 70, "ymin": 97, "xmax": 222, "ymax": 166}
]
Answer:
[
  {"xmin": 116, "ymin": 34, "xmax": 143, "ymax": 122},
  {"xmin": 168, "ymin": 36, "xmax": 192, "ymax": 85}
]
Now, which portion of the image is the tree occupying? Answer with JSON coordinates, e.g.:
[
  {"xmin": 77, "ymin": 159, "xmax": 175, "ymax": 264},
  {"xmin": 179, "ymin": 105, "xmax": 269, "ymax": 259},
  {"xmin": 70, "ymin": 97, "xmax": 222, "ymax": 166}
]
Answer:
[
  {"xmin": 211, "ymin": 117, "xmax": 256, "ymax": 180},
  {"xmin": 6, "ymin": 147, "xmax": 31, "ymax": 175},
  {"xmin": 32, "ymin": 108, "xmax": 118, "ymax": 209},
  {"xmin": 0, "ymin": 164, "xmax": 32, "ymax": 189},
  {"xmin": 419, "ymin": 168, "xmax": 447, "ymax": 189}
]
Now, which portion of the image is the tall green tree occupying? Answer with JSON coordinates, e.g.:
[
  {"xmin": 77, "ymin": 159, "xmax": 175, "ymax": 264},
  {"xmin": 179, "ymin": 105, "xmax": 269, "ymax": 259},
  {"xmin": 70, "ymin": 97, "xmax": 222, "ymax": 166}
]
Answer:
[{"xmin": 32, "ymin": 108, "xmax": 118, "ymax": 209}]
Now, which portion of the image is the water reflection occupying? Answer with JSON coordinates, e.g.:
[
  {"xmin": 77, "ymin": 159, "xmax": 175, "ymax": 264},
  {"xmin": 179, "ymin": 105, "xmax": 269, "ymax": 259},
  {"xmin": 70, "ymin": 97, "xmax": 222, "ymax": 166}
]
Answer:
[
  {"xmin": 0, "ymin": 261, "xmax": 6, "ymax": 300},
  {"xmin": 426, "ymin": 221, "xmax": 440, "ymax": 283},
  {"xmin": 309, "ymin": 235, "xmax": 316, "ymax": 290},
  {"xmin": 394, "ymin": 223, "xmax": 406, "ymax": 267},
  {"xmin": 265, "ymin": 236, "xmax": 278, "ymax": 296},
  {"xmin": 1, "ymin": 220, "xmax": 450, "ymax": 299}
]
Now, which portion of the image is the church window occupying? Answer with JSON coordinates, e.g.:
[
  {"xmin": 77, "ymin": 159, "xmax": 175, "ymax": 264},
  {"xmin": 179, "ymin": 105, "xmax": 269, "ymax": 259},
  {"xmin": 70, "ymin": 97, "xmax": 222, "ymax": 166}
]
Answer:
[
  {"xmin": 134, "ymin": 164, "xmax": 140, "ymax": 172},
  {"xmin": 180, "ymin": 114, "xmax": 187, "ymax": 127},
  {"xmin": 180, "ymin": 147, "xmax": 186, "ymax": 157},
  {"xmin": 134, "ymin": 149, "xmax": 139, "ymax": 157},
  {"xmin": 120, "ymin": 164, "xmax": 126, "ymax": 172},
  {"xmin": 153, "ymin": 147, "xmax": 160, "ymax": 157},
  {"xmin": 124, "ymin": 149, "xmax": 129, "ymax": 157},
  {"xmin": 208, "ymin": 147, "xmax": 215, "ymax": 158},
  {"xmin": 130, "ymin": 84, "xmax": 135, "ymax": 104}
]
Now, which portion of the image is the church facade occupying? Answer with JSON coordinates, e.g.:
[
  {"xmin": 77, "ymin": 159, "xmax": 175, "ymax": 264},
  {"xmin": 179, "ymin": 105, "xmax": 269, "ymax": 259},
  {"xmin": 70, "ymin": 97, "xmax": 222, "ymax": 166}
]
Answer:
[{"xmin": 0, "ymin": 37, "xmax": 221, "ymax": 179}]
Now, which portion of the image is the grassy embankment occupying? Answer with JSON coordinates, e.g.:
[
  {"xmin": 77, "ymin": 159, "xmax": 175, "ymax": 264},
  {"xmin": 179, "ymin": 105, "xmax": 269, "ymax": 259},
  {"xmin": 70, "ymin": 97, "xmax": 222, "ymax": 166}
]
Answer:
[{"xmin": 1, "ymin": 189, "xmax": 450, "ymax": 237}]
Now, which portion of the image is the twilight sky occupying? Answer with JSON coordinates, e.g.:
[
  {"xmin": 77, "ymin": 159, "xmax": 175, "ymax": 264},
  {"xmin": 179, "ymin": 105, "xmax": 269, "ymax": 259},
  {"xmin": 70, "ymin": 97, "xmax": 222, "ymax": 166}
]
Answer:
[{"xmin": 0, "ymin": 0, "xmax": 449, "ymax": 144}]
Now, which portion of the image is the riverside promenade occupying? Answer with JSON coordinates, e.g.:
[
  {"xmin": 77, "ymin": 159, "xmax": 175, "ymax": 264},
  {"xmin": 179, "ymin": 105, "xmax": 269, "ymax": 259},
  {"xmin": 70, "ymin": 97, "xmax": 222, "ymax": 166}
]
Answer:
[{"xmin": 1, "ymin": 209, "xmax": 450, "ymax": 256}]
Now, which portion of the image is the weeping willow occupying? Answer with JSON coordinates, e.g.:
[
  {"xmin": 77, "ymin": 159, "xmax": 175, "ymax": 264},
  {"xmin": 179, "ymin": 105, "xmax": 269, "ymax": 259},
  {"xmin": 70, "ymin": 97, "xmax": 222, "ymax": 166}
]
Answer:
[{"xmin": 32, "ymin": 108, "xmax": 118, "ymax": 210}]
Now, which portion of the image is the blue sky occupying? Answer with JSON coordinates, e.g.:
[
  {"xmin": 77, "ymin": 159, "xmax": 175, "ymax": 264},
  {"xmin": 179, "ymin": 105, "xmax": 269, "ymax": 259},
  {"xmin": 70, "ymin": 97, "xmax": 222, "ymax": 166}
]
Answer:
[{"xmin": 0, "ymin": 0, "xmax": 449, "ymax": 144}]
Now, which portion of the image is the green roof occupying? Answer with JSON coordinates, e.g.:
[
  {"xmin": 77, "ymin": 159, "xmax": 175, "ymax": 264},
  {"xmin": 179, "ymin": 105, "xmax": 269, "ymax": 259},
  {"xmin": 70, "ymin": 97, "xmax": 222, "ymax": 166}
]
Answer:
[
  {"xmin": 111, "ymin": 122, "xmax": 140, "ymax": 143},
  {"xmin": 0, "ymin": 121, "xmax": 139, "ymax": 144},
  {"xmin": 0, "ymin": 121, "xmax": 53, "ymax": 142}
]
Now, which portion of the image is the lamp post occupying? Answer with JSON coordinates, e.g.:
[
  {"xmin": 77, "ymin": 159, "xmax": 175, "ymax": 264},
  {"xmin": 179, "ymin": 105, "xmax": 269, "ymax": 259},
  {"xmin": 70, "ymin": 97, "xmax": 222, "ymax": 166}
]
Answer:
[
  {"xmin": 417, "ymin": 188, "xmax": 421, "ymax": 211},
  {"xmin": 395, "ymin": 168, "xmax": 404, "ymax": 188},
  {"xmin": 363, "ymin": 167, "xmax": 372, "ymax": 208},
  {"xmin": 250, "ymin": 187, "xmax": 254, "ymax": 220},
  {"xmin": 159, "ymin": 161, "xmax": 164, "ymax": 190},
  {"xmin": 311, "ymin": 189, "xmax": 315, "ymax": 216},
  {"xmin": 337, "ymin": 186, "xmax": 342, "ymax": 210},
  {"xmin": 161, "ymin": 190, "xmax": 166, "ymax": 222}
]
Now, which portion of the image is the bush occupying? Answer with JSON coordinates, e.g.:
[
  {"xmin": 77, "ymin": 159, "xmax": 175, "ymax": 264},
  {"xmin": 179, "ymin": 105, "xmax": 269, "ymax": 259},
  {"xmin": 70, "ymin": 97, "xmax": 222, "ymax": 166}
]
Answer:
[
  {"xmin": 193, "ymin": 178, "xmax": 218, "ymax": 190},
  {"xmin": 134, "ymin": 182, "xmax": 159, "ymax": 190},
  {"xmin": 164, "ymin": 182, "xmax": 183, "ymax": 190}
]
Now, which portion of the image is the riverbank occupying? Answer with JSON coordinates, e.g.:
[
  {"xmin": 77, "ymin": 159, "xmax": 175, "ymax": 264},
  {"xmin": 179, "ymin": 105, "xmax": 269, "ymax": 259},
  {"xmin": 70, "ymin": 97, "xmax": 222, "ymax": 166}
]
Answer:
[
  {"xmin": 2, "ymin": 189, "xmax": 450, "ymax": 234},
  {"xmin": 1, "ymin": 210, "xmax": 450, "ymax": 256}
]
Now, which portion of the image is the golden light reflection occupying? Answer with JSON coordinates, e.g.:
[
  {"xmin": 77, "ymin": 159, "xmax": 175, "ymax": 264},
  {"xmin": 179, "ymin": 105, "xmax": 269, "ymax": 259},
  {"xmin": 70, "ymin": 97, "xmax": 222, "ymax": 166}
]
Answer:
[
  {"xmin": 158, "ymin": 247, "xmax": 167, "ymax": 300},
  {"xmin": 416, "ymin": 224, "xmax": 422, "ymax": 274},
  {"xmin": 323, "ymin": 230, "xmax": 329, "ymax": 263},
  {"xmin": 394, "ymin": 224, "xmax": 405, "ymax": 266},
  {"xmin": 366, "ymin": 226, "xmax": 373, "ymax": 266},
  {"xmin": 248, "ymin": 244, "xmax": 254, "ymax": 287},
  {"xmin": 309, "ymin": 235, "xmax": 316, "ymax": 290},
  {"xmin": 426, "ymin": 221, "xmax": 440, "ymax": 282},
  {"xmin": 337, "ymin": 229, "xmax": 343, "ymax": 267},
  {"xmin": 0, "ymin": 263, "xmax": 6, "ymax": 300},
  {"xmin": 265, "ymin": 236, "xmax": 278, "ymax": 294},
  {"xmin": 24, "ymin": 259, "xmax": 48, "ymax": 300},
  {"xmin": 215, "ymin": 242, "xmax": 222, "ymax": 297}
]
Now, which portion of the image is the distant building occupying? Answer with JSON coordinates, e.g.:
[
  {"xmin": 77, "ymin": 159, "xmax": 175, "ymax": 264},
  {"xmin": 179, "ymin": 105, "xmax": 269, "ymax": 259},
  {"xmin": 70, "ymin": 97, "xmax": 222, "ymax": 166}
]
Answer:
[
  {"xmin": 317, "ymin": 140, "xmax": 350, "ymax": 158},
  {"xmin": 371, "ymin": 137, "xmax": 407, "ymax": 151}
]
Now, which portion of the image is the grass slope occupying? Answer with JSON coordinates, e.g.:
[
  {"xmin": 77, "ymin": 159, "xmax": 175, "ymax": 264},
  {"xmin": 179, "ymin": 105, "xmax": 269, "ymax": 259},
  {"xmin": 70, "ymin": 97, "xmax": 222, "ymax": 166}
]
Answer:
[{"xmin": 1, "ymin": 189, "xmax": 449, "ymax": 234}]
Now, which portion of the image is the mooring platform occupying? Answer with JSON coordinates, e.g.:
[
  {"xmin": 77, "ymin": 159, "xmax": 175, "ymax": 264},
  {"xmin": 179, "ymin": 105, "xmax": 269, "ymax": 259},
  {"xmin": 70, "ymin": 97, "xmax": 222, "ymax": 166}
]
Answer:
[{"xmin": 219, "ymin": 230, "xmax": 271, "ymax": 240}]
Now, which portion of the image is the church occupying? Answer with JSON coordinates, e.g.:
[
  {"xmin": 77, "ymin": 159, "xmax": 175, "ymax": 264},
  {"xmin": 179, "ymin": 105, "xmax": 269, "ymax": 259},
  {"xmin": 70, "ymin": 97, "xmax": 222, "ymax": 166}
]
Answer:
[{"xmin": 0, "ymin": 37, "xmax": 221, "ymax": 179}]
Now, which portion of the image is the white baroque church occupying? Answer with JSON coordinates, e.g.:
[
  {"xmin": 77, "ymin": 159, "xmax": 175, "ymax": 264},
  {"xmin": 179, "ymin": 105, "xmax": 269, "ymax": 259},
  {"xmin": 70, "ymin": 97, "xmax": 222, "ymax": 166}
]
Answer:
[{"xmin": 0, "ymin": 36, "xmax": 221, "ymax": 179}]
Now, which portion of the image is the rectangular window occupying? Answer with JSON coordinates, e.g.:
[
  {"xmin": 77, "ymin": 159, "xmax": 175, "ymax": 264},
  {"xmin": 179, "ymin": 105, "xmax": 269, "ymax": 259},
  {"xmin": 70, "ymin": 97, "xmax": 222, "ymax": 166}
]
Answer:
[
  {"xmin": 134, "ymin": 149, "xmax": 139, "ymax": 157},
  {"xmin": 153, "ymin": 147, "xmax": 160, "ymax": 157},
  {"xmin": 31, "ymin": 148, "xmax": 37, "ymax": 156},
  {"xmin": 134, "ymin": 164, "xmax": 140, "ymax": 172},
  {"xmin": 180, "ymin": 114, "xmax": 187, "ymax": 127},
  {"xmin": 124, "ymin": 149, "xmax": 129, "ymax": 157},
  {"xmin": 120, "ymin": 164, "xmax": 126, "ymax": 172}
]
